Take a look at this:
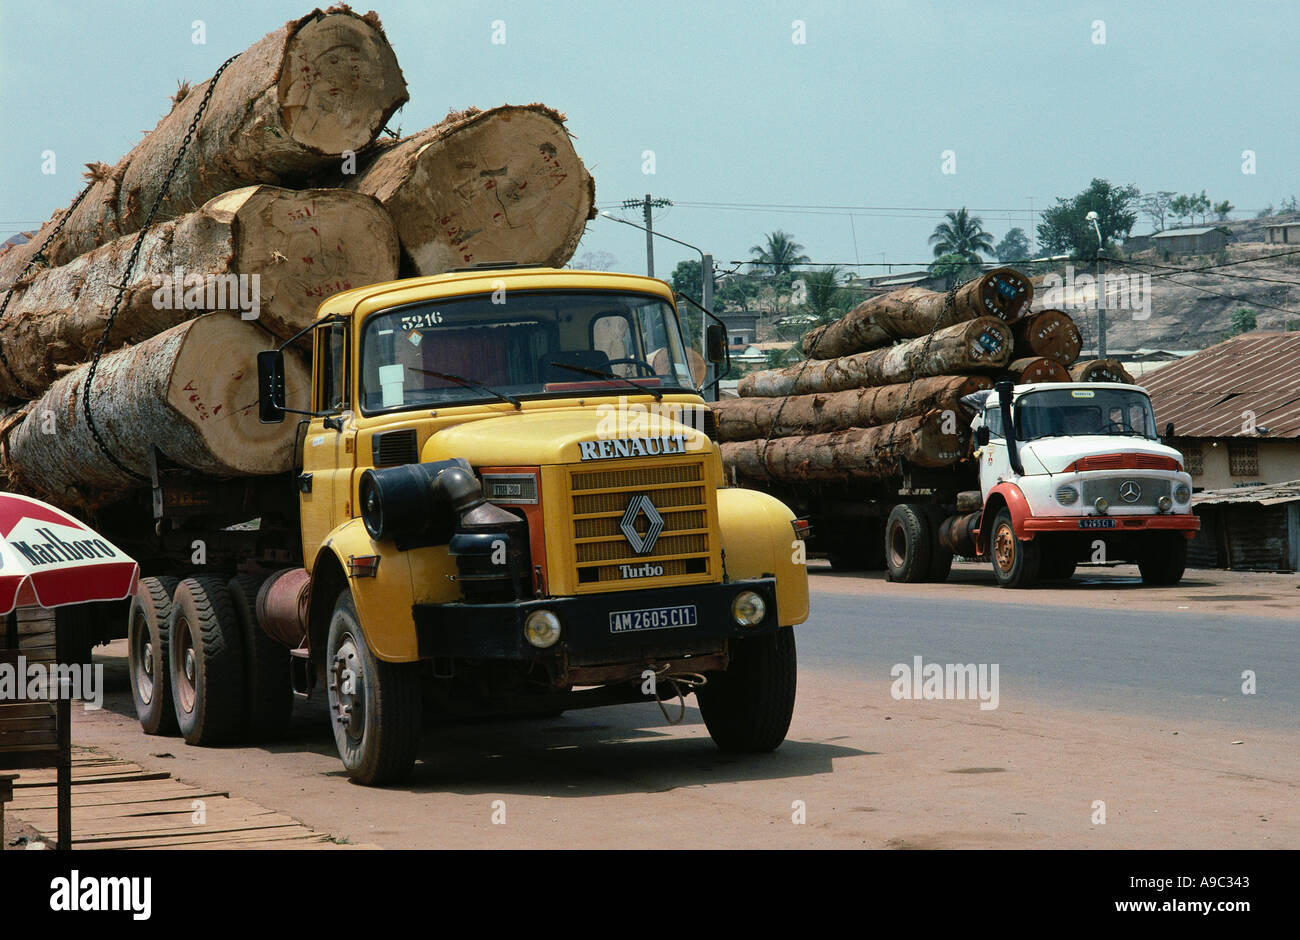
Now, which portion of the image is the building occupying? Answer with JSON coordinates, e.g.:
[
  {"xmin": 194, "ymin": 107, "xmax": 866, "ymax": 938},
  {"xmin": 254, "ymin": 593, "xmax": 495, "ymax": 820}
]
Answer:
[
  {"xmin": 1121, "ymin": 234, "xmax": 1153, "ymax": 254},
  {"xmin": 1142, "ymin": 332, "xmax": 1300, "ymax": 491},
  {"xmin": 717, "ymin": 311, "xmax": 759, "ymax": 351},
  {"xmin": 1187, "ymin": 480, "xmax": 1300, "ymax": 571},
  {"xmin": 1263, "ymin": 221, "xmax": 1300, "ymax": 245},
  {"xmin": 1150, "ymin": 226, "xmax": 1232, "ymax": 255}
]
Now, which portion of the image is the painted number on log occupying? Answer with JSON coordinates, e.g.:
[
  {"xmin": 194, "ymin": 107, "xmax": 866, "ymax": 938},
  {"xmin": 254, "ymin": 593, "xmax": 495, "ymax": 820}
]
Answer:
[{"xmin": 183, "ymin": 379, "xmax": 221, "ymax": 421}]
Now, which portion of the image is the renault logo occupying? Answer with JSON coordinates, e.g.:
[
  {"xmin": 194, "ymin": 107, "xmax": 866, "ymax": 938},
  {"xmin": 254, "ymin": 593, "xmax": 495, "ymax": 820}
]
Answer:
[
  {"xmin": 1119, "ymin": 480, "xmax": 1142, "ymax": 503},
  {"xmin": 620, "ymin": 494, "xmax": 664, "ymax": 554}
]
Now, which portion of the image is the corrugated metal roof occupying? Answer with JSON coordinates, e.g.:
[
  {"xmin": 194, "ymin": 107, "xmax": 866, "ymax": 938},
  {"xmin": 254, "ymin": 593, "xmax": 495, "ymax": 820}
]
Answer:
[
  {"xmin": 1152, "ymin": 226, "xmax": 1225, "ymax": 238},
  {"xmin": 1263, "ymin": 222, "xmax": 1300, "ymax": 229},
  {"xmin": 1193, "ymin": 479, "xmax": 1300, "ymax": 506},
  {"xmin": 1142, "ymin": 332, "xmax": 1300, "ymax": 438}
]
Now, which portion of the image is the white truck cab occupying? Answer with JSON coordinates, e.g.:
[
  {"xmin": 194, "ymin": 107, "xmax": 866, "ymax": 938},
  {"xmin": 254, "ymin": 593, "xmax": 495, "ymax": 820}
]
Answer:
[{"xmin": 965, "ymin": 381, "xmax": 1199, "ymax": 587}]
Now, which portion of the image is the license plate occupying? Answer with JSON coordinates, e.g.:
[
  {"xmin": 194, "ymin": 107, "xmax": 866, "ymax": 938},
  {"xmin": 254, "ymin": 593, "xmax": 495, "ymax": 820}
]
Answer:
[
  {"xmin": 1078, "ymin": 518, "xmax": 1115, "ymax": 528},
  {"xmin": 609, "ymin": 604, "xmax": 698, "ymax": 634}
]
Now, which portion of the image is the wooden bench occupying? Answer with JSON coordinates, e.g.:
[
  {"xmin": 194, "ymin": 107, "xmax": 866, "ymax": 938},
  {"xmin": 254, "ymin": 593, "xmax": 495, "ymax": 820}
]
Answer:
[{"xmin": 0, "ymin": 607, "xmax": 71, "ymax": 849}]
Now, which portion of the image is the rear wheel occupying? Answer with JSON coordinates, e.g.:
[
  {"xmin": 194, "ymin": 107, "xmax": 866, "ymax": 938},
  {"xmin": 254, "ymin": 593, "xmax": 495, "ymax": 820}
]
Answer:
[
  {"xmin": 326, "ymin": 589, "xmax": 422, "ymax": 785},
  {"xmin": 990, "ymin": 508, "xmax": 1041, "ymax": 588},
  {"xmin": 228, "ymin": 574, "xmax": 294, "ymax": 742},
  {"xmin": 169, "ymin": 577, "xmax": 245, "ymax": 746},
  {"xmin": 885, "ymin": 503, "xmax": 932, "ymax": 583},
  {"xmin": 128, "ymin": 576, "xmax": 180, "ymax": 736},
  {"xmin": 1139, "ymin": 533, "xmax": 1187, "ymax": 585},
  {"xmin": 696, "ymin": 628, "xmax": 797, "ymax": 752}
]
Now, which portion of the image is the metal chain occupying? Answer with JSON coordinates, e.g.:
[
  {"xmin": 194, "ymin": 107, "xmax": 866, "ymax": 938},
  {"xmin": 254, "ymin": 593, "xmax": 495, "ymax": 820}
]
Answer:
[
  {"xmin": 0, "ymin": 184, "xmax": 97, "ymax": 396},
  {"xmin": 82, "ymin": 52, "xmax": 240, "ymax": 482}
]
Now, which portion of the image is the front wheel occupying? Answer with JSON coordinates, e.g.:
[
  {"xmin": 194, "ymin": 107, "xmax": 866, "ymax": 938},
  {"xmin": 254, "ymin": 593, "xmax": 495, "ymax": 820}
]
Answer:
[
  {"xmin": 990, "ymin": 508, "xmax": 1041, "ymax": 588},
  {"xmin": 696, "ymin": 629, "xmax": 797, "ymax": 752},
  {"xmin": 326, "ymin": 589, "xmax": 422, "ymax": 786},
  {"xmin": 1138, "ymin": 533, "xmax": 1187, "ymax": 585}
]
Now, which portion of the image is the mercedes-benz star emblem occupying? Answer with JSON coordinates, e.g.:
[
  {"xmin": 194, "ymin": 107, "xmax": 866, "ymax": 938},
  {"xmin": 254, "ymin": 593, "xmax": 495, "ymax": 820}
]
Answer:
[
  {"xmin": 620, "ymin": 494, "xmax": 664, "ymax": 554},
  {"xmin": 1119, "ymin": 480, "xmax": 1142, "ymax": 503}
]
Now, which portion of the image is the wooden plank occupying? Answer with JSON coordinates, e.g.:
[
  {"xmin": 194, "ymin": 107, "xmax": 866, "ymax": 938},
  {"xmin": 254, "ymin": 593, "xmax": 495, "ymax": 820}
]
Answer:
[
  {"xmin": 0, "ymin": 702, "xmax": 56, "ymax": 719},
  {"xmin": 9, "ymin": 789, "xmax": 227, "ymax": 811},
  {"xmin": 0, "ymin": 730, "xmax": 55, "ymax": 747},
  {"xmin": 13, "ymin": 771, "xmax": 171, "ymax": 788},
  {"xmin": 0, "ymin": 716, "xmax": 57, "ymax": 732}
]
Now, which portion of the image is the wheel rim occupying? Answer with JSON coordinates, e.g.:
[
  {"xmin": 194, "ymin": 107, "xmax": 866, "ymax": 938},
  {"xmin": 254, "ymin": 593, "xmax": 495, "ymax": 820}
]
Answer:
[
  {"xmin": 174, "ymin": 615, "xmax": 197, "ymax": 714},
  {"xmin": 888, "ymin": 522, "xmax": 907, "ymax": 569},
  {"xmin": 994, "ymin": 523, "xmax": 1016, "ymax": 572},
  {"xmin": 130, "ymin": 610, "xmax": 154, "ymax": 706},
  {"xmin": 329, "ymin": 632, "xmax": 366, "ymax": 745}
]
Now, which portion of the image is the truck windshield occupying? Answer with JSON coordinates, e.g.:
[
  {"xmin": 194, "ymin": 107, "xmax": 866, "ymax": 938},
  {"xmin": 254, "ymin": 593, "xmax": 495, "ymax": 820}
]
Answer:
[
  {"xmin": 358, "ymin": 290, "xmax": 695, "ymax": 414},
  {"xmin": 1014, "ymin": 387, "xmax": 1158, "ymax": 441}
]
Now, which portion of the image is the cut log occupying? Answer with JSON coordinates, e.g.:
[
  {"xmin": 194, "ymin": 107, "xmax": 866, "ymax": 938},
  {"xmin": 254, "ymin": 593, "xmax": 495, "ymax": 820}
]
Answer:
[
  {"xmin": 2, "ymin": 315, "xmax": 309, "ymax": 509},
  {"xmin": 1010, "ymin": 309, "xmax": 1082, "ymax": 366},
  {"xmin": 739, "ymin": 317, "xmax": 1012, "ymax": 398},
  {"xmin": 340, "ymin": 104, "xmax": 595, "ymax": 273},
  {"xmin": 800, "ymin": 267, "xmax": 1032, "ymax": 358},
  {"xmin": 0, "ymin": 8, "xmax": 407, "ymax": 287},
  {"xmin": 1005, "ymin": 357, "xmax": 1071, "ymax": 384},
  {"xmin": 1069, "ymin": 359, "xmax": 1135, "ymax": 384},
  {"xmin": 711, "ymin": 375, "xmax": 990, "ymax": 442},
  {"xmin": 721, "ymin": 412, "xmax": 970, "ymax": 482},
  {"xmin": 0, "ymin": 186, "xmax": 397, "ymax": 401}
]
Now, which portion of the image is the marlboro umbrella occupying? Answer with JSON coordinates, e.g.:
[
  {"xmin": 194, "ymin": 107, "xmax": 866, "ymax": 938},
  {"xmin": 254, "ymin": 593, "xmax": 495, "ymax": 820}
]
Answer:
[{"xmin": 0, "ymin": 492, "xmax": 138, "ymax": 615}]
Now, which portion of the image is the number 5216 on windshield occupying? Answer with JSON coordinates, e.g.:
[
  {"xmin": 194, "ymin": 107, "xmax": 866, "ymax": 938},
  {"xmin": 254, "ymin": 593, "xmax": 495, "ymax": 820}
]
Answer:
[{"xmin": 399, "ymin": 311, "xmax": 443, "ymax": 330}]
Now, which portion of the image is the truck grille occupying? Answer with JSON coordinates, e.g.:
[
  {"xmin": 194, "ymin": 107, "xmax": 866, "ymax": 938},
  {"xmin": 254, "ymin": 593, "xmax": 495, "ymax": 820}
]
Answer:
[
  {"xmin": 1081, "ymin": 475, "xmax": 1172, "ymax": 511},
  {"xmin": 568, "ymin": 461, "xmax": 714, "ymax": 587}
]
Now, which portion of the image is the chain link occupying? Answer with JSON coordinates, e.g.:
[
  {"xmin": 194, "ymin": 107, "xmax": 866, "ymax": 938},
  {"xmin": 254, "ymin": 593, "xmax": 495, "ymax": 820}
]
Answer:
[{"xmin": 82, "ymin": 53, "xmax": 241, "ymax": 483}]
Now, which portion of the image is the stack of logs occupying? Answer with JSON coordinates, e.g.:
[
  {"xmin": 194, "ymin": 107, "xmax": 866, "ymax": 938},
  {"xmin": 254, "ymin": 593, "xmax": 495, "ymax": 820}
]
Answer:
[
  {"xmin": 0, "ymin": 6, "xmax": 596, "ymax": 511},
  {"xmin": 714, "ymin": 268, "xmax": 1134, "ymax": 482}
]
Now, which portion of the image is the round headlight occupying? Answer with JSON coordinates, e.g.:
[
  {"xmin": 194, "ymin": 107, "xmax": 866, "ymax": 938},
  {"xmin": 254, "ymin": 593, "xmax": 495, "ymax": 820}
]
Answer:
[
  {"xmin": 524, "ymin": 610, "xmax": 562, "ymax": 649},
  {"xmin": 1056, "ymin": 485, "xmax": 1079, "ymax": 506},
  {"xmin": 1157, "ymin": 495, "xmax": 1173, "ymax": 512},
  {"xmin": 1094, "ymin": 496, "xmax": 1109, "ymax": 514},
  {"xmin": 1174, "ymin": 483, "xmax": 1191, "ymax": 503},
  {"xmin": 731, "ymin": 591, "xmax": 766, "ymax": 627}
]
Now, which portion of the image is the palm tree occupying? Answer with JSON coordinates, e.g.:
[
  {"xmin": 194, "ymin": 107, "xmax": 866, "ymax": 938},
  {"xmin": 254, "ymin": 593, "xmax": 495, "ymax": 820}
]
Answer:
[
  {"xmin": 749, "ymin": 230, "xmax": 811, "ymax": 278},
  {"xmin": 929, "ymin": 208, "xmax": 995, "ymax": 262},
  {"xmin": 801, "ymin": 266, "xmax": 846, "ymax": 325}
]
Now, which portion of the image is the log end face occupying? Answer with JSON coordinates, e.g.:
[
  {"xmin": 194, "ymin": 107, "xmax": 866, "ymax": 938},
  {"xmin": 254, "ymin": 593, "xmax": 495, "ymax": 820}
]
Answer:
[{"xmin": 979, "ymin": 267, "xmax": 1034, "ymax": 321}]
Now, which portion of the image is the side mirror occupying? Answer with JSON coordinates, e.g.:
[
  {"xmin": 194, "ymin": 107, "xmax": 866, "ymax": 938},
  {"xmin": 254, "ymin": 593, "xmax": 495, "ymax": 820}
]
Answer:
[
  {"xmin": 257, "ymin": 349, "xmax": 286, "ymax": 424},
  {"xmin": 705, "ymin": 324, "xmax": 727, "ymax": 364},
  {"xmin": 1164, "ymin": 422, "xmax": 1174, "ymax": 440},
  {"xmin": 975, "ymin": 425, "xmax": 990, "ymax": 446}
]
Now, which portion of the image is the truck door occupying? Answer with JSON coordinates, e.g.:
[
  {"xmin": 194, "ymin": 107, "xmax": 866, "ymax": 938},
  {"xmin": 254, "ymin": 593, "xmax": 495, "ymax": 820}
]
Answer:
[
  {"xmin": 980, "ymin": 399, "xmax": 1012, "ymax": 499},
  {"xmin": 300, "ymin": 322, "xmax": 355, "ymax": 567}
]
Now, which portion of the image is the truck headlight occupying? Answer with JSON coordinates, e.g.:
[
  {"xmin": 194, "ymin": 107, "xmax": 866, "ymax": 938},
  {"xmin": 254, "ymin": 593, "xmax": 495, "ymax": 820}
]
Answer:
[
  {"xmin": 1056, "ymin": 485, "xmax": 1079, "ymax": 506},
  {"xmin": 731, "ymin": 591, "xmax": 766, "ymax": 627},
  {"xmin": 524, "ymin": 610, "xmax": 562, "ymax": 649},
  {"xmin": 1094, "ymin": 497, "xmax": 1109, "ymax": 514},
  {"xmin": 1157, "ymin": 495, "xmax": 1173, "ymax": 512},
  {"xmin": 1174, "ymin": 483, "xmax": 1191, "ymax": 504}
]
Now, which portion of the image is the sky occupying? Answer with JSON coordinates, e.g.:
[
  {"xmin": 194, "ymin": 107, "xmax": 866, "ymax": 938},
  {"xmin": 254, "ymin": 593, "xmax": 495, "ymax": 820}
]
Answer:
[{"xmin": 2, "ymin": 0, "xmax": 1297, "ymax": 280}]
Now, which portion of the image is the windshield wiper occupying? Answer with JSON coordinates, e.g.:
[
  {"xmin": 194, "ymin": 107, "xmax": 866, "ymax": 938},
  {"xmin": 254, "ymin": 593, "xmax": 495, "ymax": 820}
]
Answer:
[
  {"xmin": 548, "ymin": 362, "xmax": 664, "ymax": 401},
  {"xmin": 412, "ymin": 368, "xmax": 521, "ymax": 409}
]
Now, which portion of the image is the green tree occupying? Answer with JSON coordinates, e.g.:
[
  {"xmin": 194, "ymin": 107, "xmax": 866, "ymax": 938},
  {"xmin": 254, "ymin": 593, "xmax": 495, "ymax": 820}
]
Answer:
[
  {"xmin": 1036, "ymin": 178, "xmax": 1140, "ymax": 258},
  {"xmin": 928, "ymin": 253, "xmax": 983, "ymax": 289},
  {"xmin": 1229, "ymin": 308, "xmax": 1257, "ymax": 335},
  {"xmin": 929, "ymin": 208, "xmax": 995, "ymax": 262},
  {"xmin": 797, "ymin": 266, "xmax": 849, "ymax": 324},
  {"xmin": 749, "ymin": 230, "xmax": 810, "ymax": 280},
  {"xmin": 994, "ymin": 227, "xmax": 1032, "ymax": 262},
  {"xmin": 1139, "ymin": 191, "xmax": 1176, "ymax": 232},
  {"xmin": 1213, "ymin": 199, "xmax": 1234, "ymax": 222}
]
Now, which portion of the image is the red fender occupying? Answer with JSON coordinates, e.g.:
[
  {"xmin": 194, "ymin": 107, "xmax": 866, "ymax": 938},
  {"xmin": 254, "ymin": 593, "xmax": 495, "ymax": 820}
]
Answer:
[{"xmin": 979, "ymin": 482, "xmax": 1034, "ymax": 552}]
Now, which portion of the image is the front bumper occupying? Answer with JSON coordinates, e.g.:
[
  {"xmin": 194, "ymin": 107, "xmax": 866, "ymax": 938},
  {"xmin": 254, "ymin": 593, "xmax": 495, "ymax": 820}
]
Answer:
[
  {"xmin": 1021, "ymin": 513, "xmax": 1200, "ymax": 537},
  {"xmin": 414, "ymin": 577, "xmax": 780, "ymax": 661}
]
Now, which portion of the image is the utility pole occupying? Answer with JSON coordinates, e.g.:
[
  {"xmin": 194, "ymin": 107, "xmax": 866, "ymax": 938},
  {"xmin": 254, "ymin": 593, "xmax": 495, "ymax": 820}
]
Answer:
[
  {"xmin": 1088, "ymin": 211, "xmax": 1107, "ymax": 357},
  {"xmin": 622, "ymin": 195, "xmax": 672, "ymax": 277}
]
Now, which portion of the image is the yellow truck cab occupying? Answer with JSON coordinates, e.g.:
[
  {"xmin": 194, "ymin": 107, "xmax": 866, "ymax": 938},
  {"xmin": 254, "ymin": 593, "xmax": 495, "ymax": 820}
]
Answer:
[{"xmin": 255, "ymin": 265, "xmax": 809, "ymax": 784}]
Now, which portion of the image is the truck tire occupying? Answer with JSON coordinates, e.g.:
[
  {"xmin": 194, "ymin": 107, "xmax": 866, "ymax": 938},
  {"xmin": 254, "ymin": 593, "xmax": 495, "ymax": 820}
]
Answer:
[
  {"xmin": 127, "ymin": 576, "xmax": 180, "ymax": 736},
  {"xmin": 168, "ymin": 577, "xmax": 246, "ymax": 746},
  {"xmin": 696, "ymin": 628, "xmax": 797, "ymax": 753},
  {"xmin": 921, "ymin": 504, "xmax": 954, "ymax": 582},
  {"xmin": 885, "ymin": 503, "xmax": 932, "ymax": 583},
  {"xmin": 1139, "ymin": 533, "xmax": 1187, "ymax": 585},
  {"xmin": 326, "ymin": 588, "xmax": 422, "ymax": 785},
  {"xmin": 228, "ymin": 574, "xmax": 294, "ymax": 742},
  {"xmin": 1038, "ymin": 548, "xmax": 1078, "ymax": 582},
  {"xmin": 990, "ymin": 508, "xmax": 1041, "ymax": 588}
]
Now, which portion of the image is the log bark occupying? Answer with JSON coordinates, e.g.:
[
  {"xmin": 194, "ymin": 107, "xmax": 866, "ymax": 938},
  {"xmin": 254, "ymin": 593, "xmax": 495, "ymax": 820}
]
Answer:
[
  {"xmin": 1011, "ymin": 309, "xmax": 1082, "ymax": 366},
  {"xmin": 0, "ymin": 186, "xmax": 397, "ymax": 401},
  {"xmin": 0, "ymin": 8, "xmax": 407, "ymax": 288},
  {"xmin": 711, "ymin": 375, "xmax": 990, "ymax": 442},
  {"xmin": 799, "ymin": 267, "xmax": 1032, "ymax": 358},
  {"xmin": 720, "ymin": 412, "xmax": 970, "ymax": 482},
  {"xmin": 1005, "ymin": 357, "xmax": 1071, "ymax": 384},
  {"xmin": 739, "ymin": 317, "xmax": 1012, "ymax": 398},
  {"xmin": 340, "ymin": 104, "xmax": 595, "ymax": 273},
  {"xmin": 2, "ymin": 315, "xmax": 309, "ymax": 509},
  {"xmin": 1069, "ymin": 359, "xmax": 1135, "ymax": 384}
]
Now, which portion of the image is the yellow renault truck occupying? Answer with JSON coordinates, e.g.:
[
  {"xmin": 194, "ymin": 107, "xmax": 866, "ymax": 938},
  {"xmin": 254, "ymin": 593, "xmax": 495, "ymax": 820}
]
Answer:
[{"xmin": 198, "ymin": 265, "xmax": 806, "ymax": 784}]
